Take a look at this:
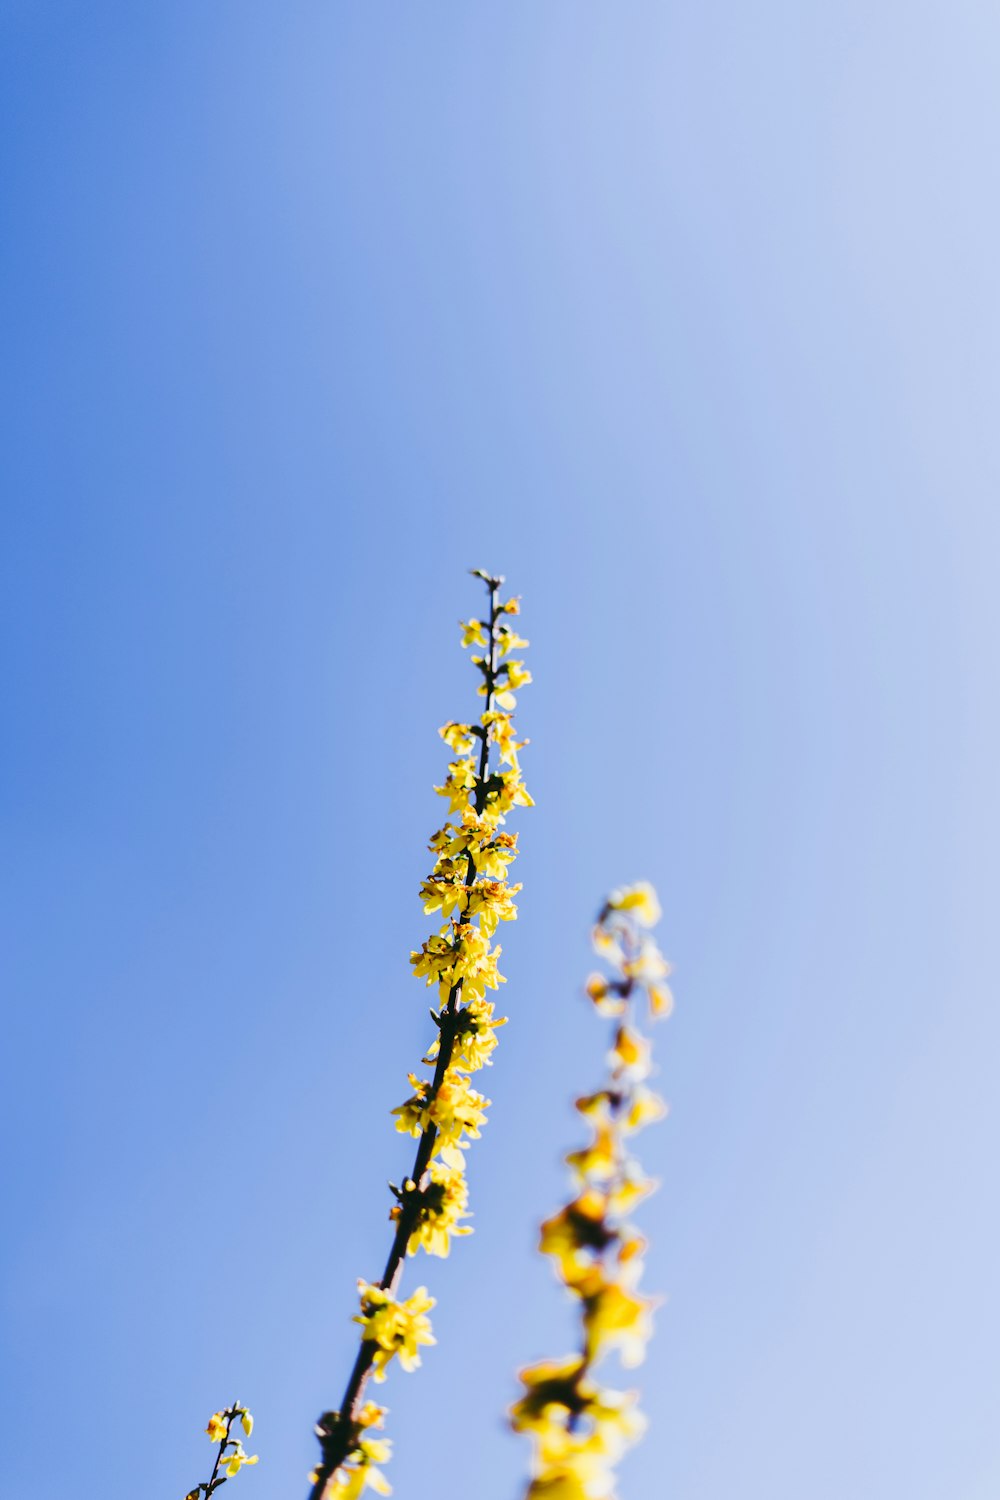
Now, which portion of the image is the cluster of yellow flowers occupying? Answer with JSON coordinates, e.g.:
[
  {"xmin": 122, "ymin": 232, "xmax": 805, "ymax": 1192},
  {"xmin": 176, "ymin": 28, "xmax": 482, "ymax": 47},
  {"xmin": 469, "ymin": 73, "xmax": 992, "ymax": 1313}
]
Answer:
[
  {"xmin": 511, "ymin": 883, "xmax": 672, "ymax": 1500},
  {"xmin": 306, "ymin": 571, "xmax": 532, "ymax": 1500},
  {"xmin": 184, "ymin": 1404, "xmax": 257, "ymax": 1499}
]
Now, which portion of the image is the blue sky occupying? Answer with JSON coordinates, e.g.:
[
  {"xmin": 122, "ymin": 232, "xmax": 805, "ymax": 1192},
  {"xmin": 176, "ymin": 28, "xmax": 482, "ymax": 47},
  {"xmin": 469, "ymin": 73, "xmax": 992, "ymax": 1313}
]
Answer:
[{"xmin": 3, "ymin": 4, "xmax": 1000, "ymax": 1498}]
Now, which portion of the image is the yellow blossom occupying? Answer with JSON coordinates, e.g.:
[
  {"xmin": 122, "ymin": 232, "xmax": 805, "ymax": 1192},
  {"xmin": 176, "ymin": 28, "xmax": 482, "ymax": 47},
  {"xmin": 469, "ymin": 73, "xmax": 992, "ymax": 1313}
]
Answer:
[
  {"xmin": 438, "ymin": 720, "xmax": 477, "ymax": 755},
  {"xmin": 609, "ymin": 1025, "xmax": 651, "ymax": 1077},
  {"xmin": 464, "ymin": 878, "xmax": 521, "ymax": 936},
  {"xmin": 621, "ymin": 938, "xmax": 671, "ymax": 988},
  {"xmin": 224, "ymin": 1443, "xmax": 259, "ymax": 1476},
  {"xmin": 583, "ymin": 974, "xmax": 626, "ymax": 1017},
  {"xmin": 607, "ymin": 881, "xmax": 661, "ymax": 927},
  {"xmin": 434, "ymin": 755, "xmax": 478, "ymax": 813},
  {"xmin": 205, "ymin": 1412, "xmax": 228, "ymax": 1444},
  {"xmin": 391, "ymin": 1160, "xmax": 472, "ymax": 1258},
  {"xmin": 565, "ymin": 1124, "xmax": 617, "ymax": 1183},
  {"xmin": 459, "ymin": 618, "xmax": 487, "ymax": 648},
  {"xmin": 582, "ymin": 1281, "xmax": 656, "ymax": 1368},
  {"xmin": 392, "ymin": 1069, "xmax": 490, "ymax": 1165},
  {"xmin": 354, "ymin": 1283, "xmax": 436, "ymax": 1381},
  {"xmin": 424, "ymin": 998, "xmax": 507, "ymax": 1073},
  {"xmin": 497, "ymin": 625, "xmax": 530, "ymax": 657},
  {"xmin": 647, "ymin": 980, "xmax": 674, "ymax": 1018},
  {"xmin": 623, "ymin": 1086, "xmax": 666, "ymax": 1132}
]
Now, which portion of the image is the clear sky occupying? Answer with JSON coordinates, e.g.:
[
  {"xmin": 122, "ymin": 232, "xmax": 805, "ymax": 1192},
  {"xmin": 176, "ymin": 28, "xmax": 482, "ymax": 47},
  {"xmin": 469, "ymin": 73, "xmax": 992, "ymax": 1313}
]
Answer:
[{"xmin": 3, "ymin": 4, "xmax": 1000, "ymax": 1498}]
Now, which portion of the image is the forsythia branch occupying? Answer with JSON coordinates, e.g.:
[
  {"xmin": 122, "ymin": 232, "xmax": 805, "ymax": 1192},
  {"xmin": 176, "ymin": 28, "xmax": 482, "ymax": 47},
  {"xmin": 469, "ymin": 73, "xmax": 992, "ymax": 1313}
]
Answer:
[
  {"xmin": 511, "ymin": 883, "xmax": 673, "ymax": 1500},
  {"xmin": 308, "ymin": 570, "xmax": 532, "ymax": 1500},
  {"xmin": 184, "ymin": 1403, "xmax": 258, "ymax": 1500}
]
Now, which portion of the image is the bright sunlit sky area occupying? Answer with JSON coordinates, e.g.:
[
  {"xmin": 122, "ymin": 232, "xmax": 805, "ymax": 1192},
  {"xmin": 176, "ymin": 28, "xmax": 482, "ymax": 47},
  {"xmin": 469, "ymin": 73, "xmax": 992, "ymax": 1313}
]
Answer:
[{"xmin": 3, "ymin": 4, "xmax": 1000, "ymax": 1498}]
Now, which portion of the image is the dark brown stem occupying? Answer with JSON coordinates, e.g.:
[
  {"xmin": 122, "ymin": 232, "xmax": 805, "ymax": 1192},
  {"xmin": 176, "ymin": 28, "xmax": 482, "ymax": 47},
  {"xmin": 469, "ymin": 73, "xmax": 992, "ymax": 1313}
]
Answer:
[
  {"xmin": 191, "ymin": 1403, "xmax": 240, "ymax": 1499},
  {"xmin": 309, "ymin": 575, "xmax": 504, "ymax": 1498}
]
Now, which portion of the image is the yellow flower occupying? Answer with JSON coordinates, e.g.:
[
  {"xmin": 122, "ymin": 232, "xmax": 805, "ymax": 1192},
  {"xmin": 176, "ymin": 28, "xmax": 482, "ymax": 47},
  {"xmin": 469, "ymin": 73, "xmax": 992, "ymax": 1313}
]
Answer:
[
  {"xmin": 240, "ymin": 1409, "xmax": 254, "ymax": 1437},
  {"xmin": 434, "ymin": 755, "xmax": 478, "ymax": 813},
  {"xmin": 354, "ymin": 1282, "xmax": 436, "ymax": 1380},
  {"xmin": 327, "ymin": 1436, "xmax": 394, "ymax": 1500},
  {"xmin": 609, "ymin": 1025, "xmax": 651, "ymax": 1077},
  {"xmin": 410, "ymin": 922, "xmax": 505, "ymax": 1003},
  {"xmin": 459, "ymin": 618, "xmax": 487, "ymax": 648},
  {"xmin": 482, "ymin": 768, "xmax": 534, "ymax": 821},
  {"xmin": 205, "ymin": 1412, "xmax": 228, "ymax": 1444},
  {"xmin": 392, "ymin": 1071, "xmax": 490, "ymax": 1164},
  {"xmin": 607, "ymin": 881, "xmax": 661, "ymax": 927},
  {"xmin": 464, "ymin": 878, "xmax": 521, "ymax": 937},
  {"xmin": 481, "ymin": 710, "xmax": 529, "ymax": 769},
  {"xmin": 623, "ymin": 1086, "xmax": 667, "ymax": 1132},
  {"xmin": 474, "ymin": 830, "xmax": 519, "ymax": 879},
  {"xmin": 590, "ymin": 923, "xmax": 624, "ymax": 965},
  {"xmin": 450, "ymin": 998, "xmax": 507, "ymax": 1071},
  {"xmin": 583, "ymin": 974, "xmax": 626, "ymax": 1017},
  {"xmin": 647, "ymin": 980, "xmax": 674, "ymax": 1018},
  {"xmin": 621, "ymin": 938, "xmax": 671, "ymax": 988},
  {"xmin": 424, "ymin": 998, "xmax": 507, "ymax": 1073},
  {"xmin": 539, "ymin": 1191, "xmax": 615, "ymax": 1282},
  {"xmin": 419, "ymin": 873, "xmax": 469, "ymax": 922},
  {"xmin": 392, "ymin": 1160, "xmax": 472, "ymax": 1258},
  {"xmin": 525, "ymin": 1476, "xmax": 590, "ymax": 1500},
  {"xmin": 224, "ymin": 1443, "xmax": 259, "ymax": 1476},
  {"xmin": 438, "ymin": 720, "xmax": 477, "ymax": 755},
  {"xmin": 430, "ymin": 1072, "xmax": 491, "ymax": 1157},
  {"xmin": 607, "ymin": 1170, "xmax": 658, "ymax": 1216},
  {"xmin": 503, "ymin": 660, "xmax": 532, "ymax": 692},
  {"xmin": 583, "ymin": 1281, "xmax": 656, "ymax": 1368},
  {"xmin": 497, "ymin": 626, "xmax": 530, "ymax": 657},
  {"xmin": 565, "ymin": 1123, "xmax": 618, "ymax": 1183},
  {"xmin": 355, "ymin": 1401, "xmax": 387, "ymax": 1431}
]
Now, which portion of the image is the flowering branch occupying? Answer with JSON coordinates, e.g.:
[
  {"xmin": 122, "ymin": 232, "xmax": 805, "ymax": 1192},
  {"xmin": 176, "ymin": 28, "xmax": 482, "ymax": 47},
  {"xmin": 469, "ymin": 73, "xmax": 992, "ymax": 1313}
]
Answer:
[
  {"xmin": 184, "ymin": 1403, "xmax": 258, "ymax": 1500},
  {"xmin": 309, "ymin": 570, "xmax": 532, "ymax": 1500},
  {"xmin": 511, "ymin": 884, "xmax": 673, "ymax": 1500}
]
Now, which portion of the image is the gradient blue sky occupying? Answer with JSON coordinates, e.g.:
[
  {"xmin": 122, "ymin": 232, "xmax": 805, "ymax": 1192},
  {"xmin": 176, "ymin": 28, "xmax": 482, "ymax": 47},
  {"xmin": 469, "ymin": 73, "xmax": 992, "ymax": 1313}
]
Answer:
[{"xmin": 3, "ymin": 4, "xmax": 1000, "ymax": 1498}]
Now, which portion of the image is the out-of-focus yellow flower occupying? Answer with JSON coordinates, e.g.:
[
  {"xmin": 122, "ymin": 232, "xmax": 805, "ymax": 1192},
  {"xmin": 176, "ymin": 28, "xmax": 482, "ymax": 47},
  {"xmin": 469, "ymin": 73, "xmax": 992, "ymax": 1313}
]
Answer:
[
  {"xmin": 460, "ymin": 618, "xmax": 487, "ymax": 648},
  {"xmin": 583, "ymin": 974, "xmax": 627, "ymax": 1017},
  {"xmin": 539, "ymin": 1190, "xmax": 616, "ymax": 1283},
  {"xmin": 565, "ymin": 1124, "xmax": 617, "ymax": 1184},
  {"xmin": 647, "ymin": 980, "xmax": 674, "ymax": 1018},
  {"xmin": 583, "ymin": 1281, "xmax": 656, "ymax": 1368},
  {"xmin": 607, "ymin": 881, "xmax": 661, "ymax": 927},
  {"xmin": 326, "ymin": 1433, "xmax": 394, "ymax": 1499},
  {"xmin": 497, "ymin": 629, "xmax": 530, "ymax": 658},
  {"xmin": 623, "ymin": 1086, "xmax": 666, "ymax": 1132},
  {"xmin": 609, "ymin": 1025, "xmax": 651, "ymax": 1077}
]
